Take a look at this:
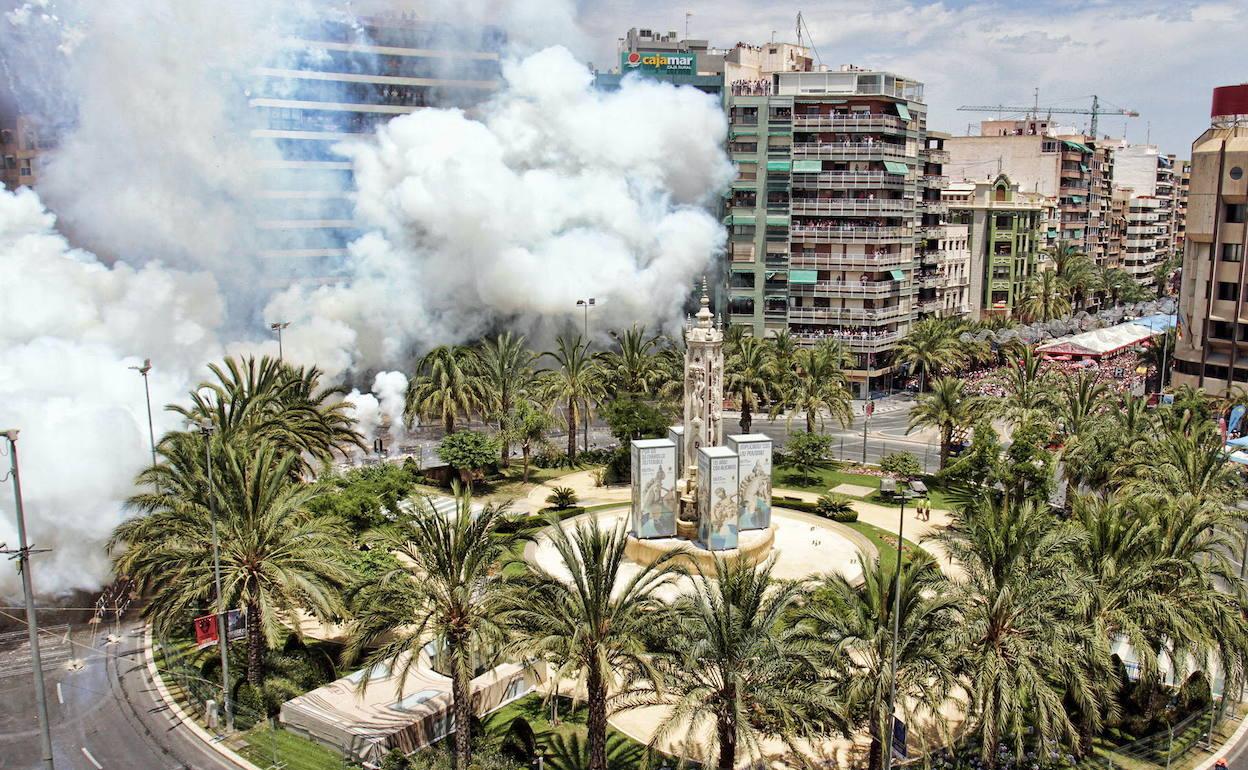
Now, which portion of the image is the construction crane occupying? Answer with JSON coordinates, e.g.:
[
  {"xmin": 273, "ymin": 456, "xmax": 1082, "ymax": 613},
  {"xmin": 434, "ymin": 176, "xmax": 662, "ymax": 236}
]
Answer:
[{"xmin": 958, "ymin": 94, "xmax": 1139, "ymax": 140}]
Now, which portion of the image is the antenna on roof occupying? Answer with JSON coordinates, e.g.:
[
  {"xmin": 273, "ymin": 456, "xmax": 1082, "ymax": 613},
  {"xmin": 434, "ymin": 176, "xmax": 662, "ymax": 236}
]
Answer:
[{"xmin": 795, "ymin": 11, "xmax": 823, "ymax": 67}]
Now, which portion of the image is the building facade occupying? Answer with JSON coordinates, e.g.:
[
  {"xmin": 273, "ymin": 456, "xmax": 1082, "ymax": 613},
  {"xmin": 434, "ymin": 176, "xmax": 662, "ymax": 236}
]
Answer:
[
  {"xmin": 1111, "ymin": 142, "xmax": 1176, "ymax": 291},
  {"xmin": 724, "ymin": 64, "xmax": 938, "ymax": 397},
  {"xmin": 0, "ymin": 113, "xmax": 45, "ymax": 189},
  {"xmin": 942, "ymin": 174, "xmax": 1042, "ymax": 320},
  {"xmin": 1173, "ymin": 84, "xmax": 1248, "ymax": 392},
  {"xmin": 250, "ymin": 16, "xmax": 503, "ymax": 277},
  {"xmin": 594, "ymin": 28, "xmax": 726, "ymax": 94}
]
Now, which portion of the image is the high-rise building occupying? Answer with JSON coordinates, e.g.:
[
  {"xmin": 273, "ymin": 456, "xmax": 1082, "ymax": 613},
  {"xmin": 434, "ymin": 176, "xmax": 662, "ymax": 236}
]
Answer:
[
  {"xmin": 941, "ymin": 174, "xmax": 1042, "ymax": 320},
  {"xmin": 250, "ymin": 16, "xmax": 503, "ymax": 277},
  {"xmin": 725, "ymin": 63, "xmax": 935, "ymax": 396},
  {"xmin": 0, "ymin": 112, "xmax": 43, "ymax": 189},
  {"xmin": 1172, "ymin": 156, "xmax": 1191, "ymax": 256},
  {"xmin": 594, "ymin": 28, "xmax": 727, "ymax": 94},
  {"xmin": 1111, "ymin": 142, "xmax": 1176, "ymax": 290},
  {"xmin": 1172, "ymin": 84, "xmax": 1248, "ymax": 392}
]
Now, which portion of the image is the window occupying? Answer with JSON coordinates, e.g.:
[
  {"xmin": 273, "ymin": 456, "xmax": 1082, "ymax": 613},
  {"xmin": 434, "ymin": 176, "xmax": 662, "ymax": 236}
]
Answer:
[
  {"xmin": 1206, "ymin": 363, "xmax": 1229, "ymax": 381},
  {"xmin": 1231, "ymin": 167, "xmax": 1244, "ymax": 181},
  {"xmin": 1224, "ymin": 244, "xmax": 1244, "ymax": 262},
  {"xmin": 1217, "ymin": 281, "xmax": 1239, "ymax": 302},
  {"xmin": 1211, "ymin": 320, "xmax": 1235, "ymax": 340},
  {"xmin": 1227, "ymin": 204, "xmax": 1248, "ymax": 224},
  {"xmin": 1041, "ymin": 140, "xmax": 1058, "ymax": 153}
]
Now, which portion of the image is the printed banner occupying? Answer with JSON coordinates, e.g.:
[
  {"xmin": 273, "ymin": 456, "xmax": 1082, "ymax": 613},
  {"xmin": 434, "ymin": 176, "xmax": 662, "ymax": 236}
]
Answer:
[
  {"xmin": 193, "ymin": 609, "xmax": 246, "ymax": 650},
  {"xmin": 698, "ymin": 447, "xmax": 739, "ymax": 550},
  {"xmin": 631, "ymin": 439, "xmax": 677, "ymax": 538},
  {"xmin": 727, "ymin": 435, "xmax": 773, "ymax": 531}
]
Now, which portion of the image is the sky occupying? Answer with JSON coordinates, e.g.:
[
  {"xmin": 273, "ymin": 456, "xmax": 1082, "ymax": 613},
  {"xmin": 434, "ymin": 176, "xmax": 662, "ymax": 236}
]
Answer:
[{"xmin": 574, "ymin": 0, "xmax": 1247, "ymax": 157}]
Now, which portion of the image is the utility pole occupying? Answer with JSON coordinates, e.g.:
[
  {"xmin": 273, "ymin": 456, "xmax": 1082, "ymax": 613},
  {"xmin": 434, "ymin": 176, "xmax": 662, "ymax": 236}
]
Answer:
[
  {"xmin": 199, "ymin": 424, "xmax": 234, "ymax": 731},
  {"xmin": 269, "ymin": 321, "xmax": 291, "ymax": 362},
  {"xmin": 2, "ymin": 430, "xmax": 56, "ymax": 770},
  {"xmin": 881, "ymin": 482, "xmax": 908, "ymax": 770},
  {"xmin": 129, "ymin": 359, "xmax": 157, "ymax": 467}
]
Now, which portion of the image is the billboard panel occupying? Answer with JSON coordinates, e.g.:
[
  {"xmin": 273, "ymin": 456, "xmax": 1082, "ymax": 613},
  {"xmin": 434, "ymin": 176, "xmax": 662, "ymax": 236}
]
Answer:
[
  {"xmin": 698, "ymin": 446, "xmax": 739, "ymax": 550},
  {"xmin": 727, "ymin": 434, "xmax": 773, "ymax": 530},
  {"xmin": 621, "ymin": 51, "xmax": 697, "ymax": 75},
  {"xmin": 630, "ymin": 439, "xmax": 677, "ymax": 538}
]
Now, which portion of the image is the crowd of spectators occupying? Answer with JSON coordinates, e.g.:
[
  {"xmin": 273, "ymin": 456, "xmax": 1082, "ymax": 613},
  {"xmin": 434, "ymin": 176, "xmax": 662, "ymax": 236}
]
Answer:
[
  {"xmin": 958, "ymin": 349, "xmax": 1149, "ymax": 399},
  {"xmin": 730, "ymin": 79, "xmax": 771, "ymax": 95}
]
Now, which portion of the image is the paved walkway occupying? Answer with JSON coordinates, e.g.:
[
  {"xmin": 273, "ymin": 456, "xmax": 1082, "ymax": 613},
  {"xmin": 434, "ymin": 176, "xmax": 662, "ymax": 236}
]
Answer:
[{"xmin": 519, "ymin": 468, "xmax": 629, "ymax": 512}]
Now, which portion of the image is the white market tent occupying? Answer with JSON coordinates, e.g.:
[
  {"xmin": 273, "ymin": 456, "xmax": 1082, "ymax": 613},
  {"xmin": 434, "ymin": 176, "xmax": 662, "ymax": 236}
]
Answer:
[{"xmin": 1035, "ymin": 321, "xmax": 1158, "ymax": 359}]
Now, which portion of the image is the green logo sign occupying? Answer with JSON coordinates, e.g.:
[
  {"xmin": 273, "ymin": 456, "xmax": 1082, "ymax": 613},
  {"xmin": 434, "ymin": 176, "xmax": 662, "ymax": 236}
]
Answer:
[{"xmin": 621, "ymin": 51, "xmax": 696, "ymax": 75}]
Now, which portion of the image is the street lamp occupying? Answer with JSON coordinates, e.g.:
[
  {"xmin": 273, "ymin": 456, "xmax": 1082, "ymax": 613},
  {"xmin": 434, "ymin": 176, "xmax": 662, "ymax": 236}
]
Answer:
[
  {"xmin": 197, "ymin": 421, "xmax": 234, "ymax": 731},
  {"xmin": 129, "ymin": 358, "xmax": 156, "ymax": 467},
  {"xmin": 575, "ymin": 299, "xmax": 595, "ymax": 452},
  {"xmin": 1, "ymin": 430, "xmax": 56, "ymax": 770},
  {"xmin": 882, "ymin": 480, "xmax": 910, "ymax": 770},
  {"xmin": 269, "ymin": 321, "xmax": 291, "ymax": 362}
]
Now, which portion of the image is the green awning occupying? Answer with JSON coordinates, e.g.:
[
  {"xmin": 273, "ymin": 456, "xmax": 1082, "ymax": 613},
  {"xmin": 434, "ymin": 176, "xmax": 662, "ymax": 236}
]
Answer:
[
  {"xmin": 890, "ymin": 269, "xmax": 906, "ymax": 281},
  {"xmin": 725, "ymin": 214, "xmax": 756, "ymax": 225},
  {"xmin": 1079, "ymin": 163, "xmax": 1089, "ymax": 172},
  {"xmin": 764, "ymin": 295, "xmax": 788, "ymax": 301},
  {"xmin": 789, "ymin": 269, "xmax": 818, "ymax": 284},
  {"xmin": 766, "ymin": 160, "xmax": 791, "ymax": 172},
  {"xmin": 1062, "ymin": 139, "xmax": 1093, "ymax": 154},
  {"xmin": 767, "ymin": 130, "xmax": 792, "ymax": 136},
  {"xmin": 792, "ymin": 160, "xmax": 823, "ymax": 173},
  {"xmin": 895, "ymin": 103, "xmax": 912, "ymax": 121},
  {"xmin": 730, "ymin": 128, "xmax": 757, "ymax": 137},
  {"xmin": 1070, "ymin": 196, "xmax": 1084, "ymax": 203},
  {"xmin": 883, "ymin": 160, "xmax": 909, "ymax": 175},
  {"xmin": 765, "ymin": 215, "xmax": 790, "ymax": 226}
]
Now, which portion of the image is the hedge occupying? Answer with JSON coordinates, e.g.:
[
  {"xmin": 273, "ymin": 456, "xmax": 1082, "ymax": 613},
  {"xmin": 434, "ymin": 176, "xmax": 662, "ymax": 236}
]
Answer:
[{"xmin": 774, "ymin": 496, "xmax": 859, "ymax": 523}]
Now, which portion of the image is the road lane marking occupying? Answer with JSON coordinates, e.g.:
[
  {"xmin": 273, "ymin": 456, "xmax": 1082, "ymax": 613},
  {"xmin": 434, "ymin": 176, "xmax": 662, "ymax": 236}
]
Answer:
[
  {"xmin": 56, "ymin": 682, "xmax": 63, "ymax": 704},
  {"xmin": 81, "ymin": 746, "xmax": 103, "ymax": 769}
]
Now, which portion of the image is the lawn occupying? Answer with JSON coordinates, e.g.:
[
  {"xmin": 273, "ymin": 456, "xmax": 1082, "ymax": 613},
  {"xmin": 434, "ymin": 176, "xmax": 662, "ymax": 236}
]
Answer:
[
  {"xmin": 240, "ymin": 723, "xmax": 355, "ymax": 770},
  {"xmin": 845, "ymin": 520, "xmax": 931, "ymax": 576},
  {"xmin": 481, "ymin": 693, "xmax": 657, "ymax": 770},
  {"xmin": 774, "ymin": 466, "xmax": 956, "ymax": 510}
]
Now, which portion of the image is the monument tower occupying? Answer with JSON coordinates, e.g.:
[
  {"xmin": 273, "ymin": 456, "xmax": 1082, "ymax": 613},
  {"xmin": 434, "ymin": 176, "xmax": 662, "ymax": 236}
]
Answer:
[{"xmin": 681, "ymin": 280, "xmax": 724, "ymax": 473}]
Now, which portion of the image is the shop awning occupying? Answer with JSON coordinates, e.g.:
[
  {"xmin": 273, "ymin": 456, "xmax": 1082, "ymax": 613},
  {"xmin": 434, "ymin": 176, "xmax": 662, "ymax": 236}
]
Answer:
[
  {"xmin": 884, "ymin": 160, "xmax": 909, "ymax": 175},
  {"xmin": 1062, "ymin": 139, "xmax": 1093, "ymax": 154},
  {"xmin": 895, "ymin": 103, "xmax": 912, "ymax": 121},
  {"xmin": 792, "ymin": 160, "xmax": 822, "ymax": 173},
  {"xmin": 766, "ymin": 160, "xmax": 791, "ymax": 172},
  {"xmin": 890, "ymin": 269, "xmax": 906, "ymax": 281},
  {"xmin": 765, "ymin": 214, "xmax": 790, "ymax": 226},
  {"xmin": 789, "ymin": 269, "xmax": 818, "ymax": 284}
]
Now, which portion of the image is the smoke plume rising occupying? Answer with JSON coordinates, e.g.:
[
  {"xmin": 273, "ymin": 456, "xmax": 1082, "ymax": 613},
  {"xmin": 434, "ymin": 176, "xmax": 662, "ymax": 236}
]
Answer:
[{"xmin": 0, "ymin": 1, "xmax": 733, "ymax": 598}]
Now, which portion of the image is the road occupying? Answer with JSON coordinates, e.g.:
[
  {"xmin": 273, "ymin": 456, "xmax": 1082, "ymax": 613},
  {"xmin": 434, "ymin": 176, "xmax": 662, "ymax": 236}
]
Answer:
[{"xmin": 0, "ymin": 616, "xmax": 244, "ymax": 770}]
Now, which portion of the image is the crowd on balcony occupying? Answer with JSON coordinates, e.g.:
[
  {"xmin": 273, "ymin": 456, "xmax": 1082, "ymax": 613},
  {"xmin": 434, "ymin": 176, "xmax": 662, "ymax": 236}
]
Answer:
[
  {"xmin": 792, "ymin": 327, "xmax": 899, "ymax": 343},
  {"xmin": 731, "ymin": 79, "xmax": 772, "ymax": 95}
]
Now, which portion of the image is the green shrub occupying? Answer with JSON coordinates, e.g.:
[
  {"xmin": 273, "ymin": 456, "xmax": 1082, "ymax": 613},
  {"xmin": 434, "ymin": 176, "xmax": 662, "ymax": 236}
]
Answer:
[
  {"xmin": 816, "ymin": 494, "xmax": 858, "ymax": 522},
  {"xmin": 381, "ymin": 748, "xmax": 411, "ymax": 770},
  {"xmin": 545, "ymin": 486, "xmax": 579, "ymax": 510},
  {"xmin": 880, "ymin": 452, "xmax": 922, "ymax": 479}
]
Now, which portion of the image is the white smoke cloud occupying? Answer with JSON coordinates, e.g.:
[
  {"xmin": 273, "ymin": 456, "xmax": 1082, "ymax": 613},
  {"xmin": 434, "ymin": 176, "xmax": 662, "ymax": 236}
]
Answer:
[
  {"xmin": 267, "ymin": 45, "xmax": 733, "ymax": 366},
  {"xmin": 0, "ymin": 3, "xmax": 733, "ymax": 600}
]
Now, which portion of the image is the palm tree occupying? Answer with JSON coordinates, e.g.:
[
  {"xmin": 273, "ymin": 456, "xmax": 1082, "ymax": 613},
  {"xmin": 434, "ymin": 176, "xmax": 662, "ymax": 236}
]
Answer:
[
  {"xmin": 1018, "ymin": 269, "xmax": 1072, "ymax": 323},
  {"xmin": 504, "ymin": 516, "xmax": 684, "ymax": 770},
  {"xmin": 1048, "ymin": 242, "xmax": 1094, "ymax": 310},
  {"xmin": 768, "ymin": 329, "xmax": 799, "ymax": 377},
  {"xmin": 1117, "ymin": 419, "xmax": 1239, "ymax": 504},
  {"xmin": 344, "ymin": 486, "xmax": 518, "ymax": 770},
  {"xmin": 541, "ymin": 334, "xmax": 604, "ymax": 461},
  {"xmin": 171, "ymin": 355, "xmax": 364, "ymax": 472},
  {"xmin": 798, "ymin": 555, "xmax": 960, "ymax": 770},
  {"xmin": 597, "ymin": 325, "xmax": 664, "ymax": 398},
  {"xmin": 473, "ymin": 332, "xmax": 538, "ymax": 466},
  {"xmin": 906, "ymin": 376, "xmax": 981, "ymax": 469},
  {"xmin": 1052, "ymin": 371, "xmax": 1108, "ymax": 440},
  {"xmin": 725, "ymin": 336, "xmax": 775, "ymax": 434},
  {"xmin": 998, "ymin": 346, "xmax": 1054, "ymax": 426},
  {"xmin": 406, "ymin": 345, "xmax": 480, "ymax": 433},
  {"xmin": 649, "ymin": 556, "xmax": 841, "ymax": 769},
  {"xmin": 772, "ymin": 345, "xmax": 853, "ymax": 433},
  {"xmin": 936, "ymin": 494, "xmax": 1091, "ymax": 763},
  {"xmin": 894, "ymin": 318, "xmax": 966, "ymax": 391},
  {"xmin": 115, "ymin": 437, "xmax": 350, "ymax": 684}
]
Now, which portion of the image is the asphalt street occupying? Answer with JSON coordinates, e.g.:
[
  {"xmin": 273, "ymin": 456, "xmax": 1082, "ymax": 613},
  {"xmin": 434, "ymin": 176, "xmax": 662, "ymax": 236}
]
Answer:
[{"xmin": 0, "ymin": 616, "xmax": 244, "ymax": 770}]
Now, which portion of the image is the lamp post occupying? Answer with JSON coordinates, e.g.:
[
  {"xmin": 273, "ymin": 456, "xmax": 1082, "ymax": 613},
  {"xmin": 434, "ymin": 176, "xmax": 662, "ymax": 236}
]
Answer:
[
  {"xmin": 269, "ymin": 321, "xmax": 291, "ymax": 362},
  {"xmin": 882, "ymin": 480, "xmax": 909, "ymax": 770},
  {"xmin": 197, "ymin": 422, "xmax": 234, "ymax": 731},
  {"xmin": 1, "ymin": 430, "xmax": 56, "ymax": 770},
  {"xmin": 575, "ymin": 299, "xmax": 595, "ymax": 452},
  {"xmin": 129, "ymin": 359, "xmax": 156, "ymax": 467}
]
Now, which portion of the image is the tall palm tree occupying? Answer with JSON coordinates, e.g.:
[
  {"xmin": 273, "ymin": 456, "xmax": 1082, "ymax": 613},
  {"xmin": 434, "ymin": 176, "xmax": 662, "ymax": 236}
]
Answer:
[
  {"xmin": 998, "ymin": 346, "xmax": 1054, "ymax": 426},
  {"xmin": 172, "ymin": 355, "xmax": 364, "ymax": 472},
  {"xmin": 406, "ymin": 345, "xmax": 480, "ymax": 433},
  {"xmin": 798, "ymin": 555, "xmax": 960, "ymax": 770},
  {"xmin": 907, "ymin": 376, "xmax": 981, "ymax": 469},
  {"xmin": 649, "ymin": 556, "xmax": 841, "ymax": 769},
  {"xmin": 772, "ymin": 344, "xmax": 853, "ymax": 433},
  {"xmin": 472, "ymin": 332, "xmax": 538, "ymax": 466},
  {"xmin": 935, "ymin": 494, "xmax": 1092, "ymax": 763},
  {"xmin": 1018, "ymin": 269, "xmax": 1072, "ymax": 323},
  {"xmin": 541, "ymin": 334, "xmax": 604, "ymax": 461},
  {"xmin": 768, "ymin": 328, "xmax": 799, "ymax": 378},
  {"xmin": 894, "ymin": 318, "xmax": 966, "ymax": 391},
  {"xmin": 1052, "ymin": 371, "xmax": 1108, "ymax": 441},
  {"xmin": 1048, "ymin": 242, "xmax": 1094, "ymax": 310},
  {"xmin": 597, "ymin": 324, "xmax": 664, "ymax": 398},
  {"xmin": 1117, "ymin": 419, "xmax": 1238, "ymax": 504},
  {"xmin": 504, "ymin": 516, "xmax": 684, "ymax": 770},
  {"xmin": 725, "ymin": 336, "xmax": 775, "ymax": 434},
  {"xmin": 344, "ymin": 486, "xmax": 518, "ymax": 770},
  {"xmin": 115, "ymin": 438, "xmax": 350, "ymax": 684}
]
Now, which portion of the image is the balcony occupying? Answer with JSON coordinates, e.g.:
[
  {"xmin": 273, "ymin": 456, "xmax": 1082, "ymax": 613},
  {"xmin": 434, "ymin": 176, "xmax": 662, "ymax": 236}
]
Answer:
[
  {"xmin": 925, "ymin": 148, "xmax": 950, "ymax": 162},
  {"xmin": 794, "ymin": 330, "xmax": 902, "ymax": 352},
  {"xmin": 915, "ymin": 298, "xmax": 942, "ymax": 312},
  {"xmin": 916, "ymin": 225, "xmax": 945, "ymax": 239},
  {"xmin": 791, "ymin": 251, "xmax": 913, "ymax": 269},
  {"xmin": 791, "ymin": 225, "xmax": 915, "ymax": 244},
  {"xmin": 792, "ymin": 114, "xmax": 907, "ymax": 133},
  {"xmin": 790, "ymin": 198, "xmax": 914, "ymax": 216},
  {"xmin": 915, "ymin": 272, "xmax": 942, "ymax": 287},
  {"xmin": 789, "ymin": 279, "xmax": 911, "ymax": 299},
  {"xmin": 917, "ymin": 200, "xmax": 948, "ymax": 215},
  {"xmin": 789, "ymin": 305, "xmax": 911, "ymax": 323},
  {"xmin": 792, "ymin": 171, "xmax": 906, "ymax": 190},
  {"xmin": 792, "ymin": 141, "xmax": 908, "ymax": 160},
  {"xmin": 920, "ymin": 174, "xmax": 949, "ymax": 189}
]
